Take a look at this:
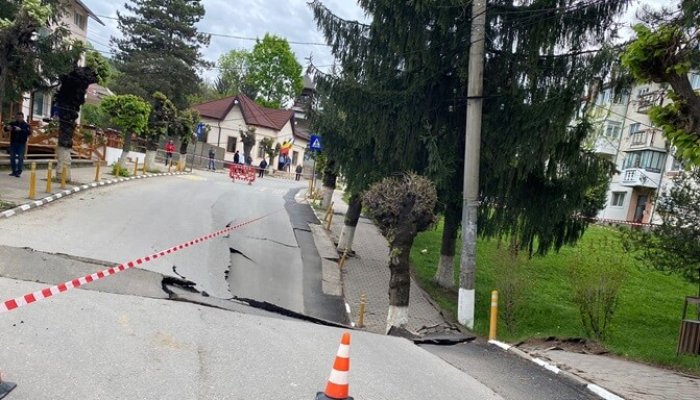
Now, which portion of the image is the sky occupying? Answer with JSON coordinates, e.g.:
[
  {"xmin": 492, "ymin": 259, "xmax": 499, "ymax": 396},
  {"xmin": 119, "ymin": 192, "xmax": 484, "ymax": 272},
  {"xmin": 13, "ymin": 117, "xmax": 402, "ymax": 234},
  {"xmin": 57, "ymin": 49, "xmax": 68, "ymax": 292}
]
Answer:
[
  {"xmin": 82, "ymin": 0, "xmax": 675, "ymax": 83},
  {"xmin": 82, "ymin": 0, "xmax": 369, "ymax": 82}
]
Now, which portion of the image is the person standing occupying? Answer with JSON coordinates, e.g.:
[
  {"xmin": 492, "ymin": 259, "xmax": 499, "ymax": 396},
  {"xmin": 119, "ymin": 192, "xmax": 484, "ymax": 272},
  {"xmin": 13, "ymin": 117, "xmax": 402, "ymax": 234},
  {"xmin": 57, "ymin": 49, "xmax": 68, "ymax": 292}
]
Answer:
[
  {"xmin": 258, "ymin": 158, "xmax": 268, "ymax": 178},
  {"xmin": 295, "ymin": 164, "xmax": 303, "ymax": 181},
  {"xmin": 208, "ymin": 147, "xmax": 216, "ymax": 171},
  {"xmin": 233, "ymin": 150, "xmax": 240, "ymax": 164},
  {"xmin": 4, "ymin": 112, "xmax": 31, "ymax": 177},
  {"xmin": 164, "ymin": 139, "xmax": 176, "ymax": 166}
]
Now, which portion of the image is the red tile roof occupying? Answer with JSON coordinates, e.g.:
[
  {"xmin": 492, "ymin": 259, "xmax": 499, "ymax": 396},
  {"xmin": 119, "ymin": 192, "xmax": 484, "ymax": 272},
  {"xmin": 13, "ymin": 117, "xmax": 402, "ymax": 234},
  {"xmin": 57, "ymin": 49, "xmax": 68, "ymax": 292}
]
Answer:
[{"xmin": 193, "ymin": 94, "xmax": 297, "ymax": 133}]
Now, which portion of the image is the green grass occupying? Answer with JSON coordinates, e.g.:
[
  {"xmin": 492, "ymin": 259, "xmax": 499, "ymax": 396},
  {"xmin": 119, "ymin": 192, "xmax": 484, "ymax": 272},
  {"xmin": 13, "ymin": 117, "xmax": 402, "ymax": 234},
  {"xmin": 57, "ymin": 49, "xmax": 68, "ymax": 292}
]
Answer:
[{"xmin": 410, "ymin": 221, "xmax": 700, "ymax": 374}]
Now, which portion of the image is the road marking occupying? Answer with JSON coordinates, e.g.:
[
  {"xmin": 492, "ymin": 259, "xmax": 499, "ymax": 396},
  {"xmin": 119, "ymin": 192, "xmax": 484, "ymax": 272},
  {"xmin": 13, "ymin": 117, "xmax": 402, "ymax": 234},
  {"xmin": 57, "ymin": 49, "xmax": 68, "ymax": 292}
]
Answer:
[
  {"xmin": 587, "ymin": 384, "xmax": 625, "ymax": 400},
  {"xmin": 532, "ymin": 358, "xmax": 560, "ymax": 374}
]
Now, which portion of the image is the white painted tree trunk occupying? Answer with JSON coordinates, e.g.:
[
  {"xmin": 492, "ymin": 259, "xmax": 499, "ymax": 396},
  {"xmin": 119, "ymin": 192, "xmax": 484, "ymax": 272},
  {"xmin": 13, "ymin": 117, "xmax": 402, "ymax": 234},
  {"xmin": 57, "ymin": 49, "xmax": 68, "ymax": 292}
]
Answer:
[
  {"xmin": 458, "ymin": 288, "xmax": 475, "ymax": 328},
  {"xmin": 321, "ymin": 185, "xmax": 334, "ymax": 209},
  {"xmin": 337, "ymin": 225, "xmax": 356, "ymax": 253},
  {"xmin": 56, "ymin": 146, "xmax": 72, "ymax": 182},
  {"xmin": 144, "ymin": 150, "xmax": 157, "ymax": 172},
  {"xmin": 177, "ymin": 153, "xmax": 187, "ymax": 171},
  {"xmin": 118, "ymin": 151, "xmax": 129, "ymax": 168},
  {"xmin": 386, "ymin": 305, "xmax": 409, "ymax": 333},
  {"xmin": 435, "ymin": 255, "xmax": 455, "ymax": 289}
]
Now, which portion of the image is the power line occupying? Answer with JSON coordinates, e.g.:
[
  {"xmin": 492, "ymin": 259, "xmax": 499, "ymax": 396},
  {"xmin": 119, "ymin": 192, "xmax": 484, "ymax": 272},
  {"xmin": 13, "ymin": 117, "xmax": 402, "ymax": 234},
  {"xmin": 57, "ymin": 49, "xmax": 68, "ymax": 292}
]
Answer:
[{"xmin": 95, "ymin": 14, "xmax": 332, "ymax": 47}]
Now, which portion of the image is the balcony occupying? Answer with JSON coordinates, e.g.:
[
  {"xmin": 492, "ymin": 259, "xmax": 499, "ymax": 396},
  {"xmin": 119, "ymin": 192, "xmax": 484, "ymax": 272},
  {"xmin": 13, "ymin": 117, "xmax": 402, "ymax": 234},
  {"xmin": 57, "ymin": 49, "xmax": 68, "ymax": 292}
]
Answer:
[
  {"xmin": 620, "ymin": 168, "xmax": 660, "ymax": 189},
  {"xmin": 593, "ymin": 137, "xmax": 617, "ymax": 156},
  {"xmin": 636, "ymin": 91, "xmax": 663, "ymax": 114},
  {"xmin": 629, "ymin": 129, "xmax": 665, "ymax": 150}
]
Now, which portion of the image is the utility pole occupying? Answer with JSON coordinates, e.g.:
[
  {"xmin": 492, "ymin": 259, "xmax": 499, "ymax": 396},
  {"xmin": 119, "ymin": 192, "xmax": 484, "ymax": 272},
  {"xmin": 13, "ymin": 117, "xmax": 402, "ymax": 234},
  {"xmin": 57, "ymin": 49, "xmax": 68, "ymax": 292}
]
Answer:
[{"xmin": 458, "ymin": 0, "xmax": 486, "ymax": 329}]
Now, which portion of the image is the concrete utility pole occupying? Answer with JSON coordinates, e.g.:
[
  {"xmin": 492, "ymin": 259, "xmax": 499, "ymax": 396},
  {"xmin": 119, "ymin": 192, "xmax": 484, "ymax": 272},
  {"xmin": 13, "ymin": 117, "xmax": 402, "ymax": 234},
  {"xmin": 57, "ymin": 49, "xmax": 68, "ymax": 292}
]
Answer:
[{"xmin": 458, "ymin": 0, "xmax": 486, "ymax": 329}]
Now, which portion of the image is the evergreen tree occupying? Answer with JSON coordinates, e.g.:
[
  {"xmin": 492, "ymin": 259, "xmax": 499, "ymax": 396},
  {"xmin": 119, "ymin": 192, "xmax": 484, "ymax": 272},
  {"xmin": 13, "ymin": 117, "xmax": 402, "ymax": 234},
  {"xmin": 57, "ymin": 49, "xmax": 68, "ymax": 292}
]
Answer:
[
  {"xmin": 112, "ymin": 0, "xmax": 211, "ymax": 109},
  {"xmin": 309, "ymin": 0, "xmax": 629, "ymax": 314}
]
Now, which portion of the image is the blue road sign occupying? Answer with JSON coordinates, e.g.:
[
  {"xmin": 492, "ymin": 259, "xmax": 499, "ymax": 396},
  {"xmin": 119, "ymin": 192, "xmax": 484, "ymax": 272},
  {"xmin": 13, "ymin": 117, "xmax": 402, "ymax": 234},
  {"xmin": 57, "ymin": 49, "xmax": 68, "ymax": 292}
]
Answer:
[
  {"xmin": 196, "ymin": 123, "xmax": 206, "ymax": 140},
  {"xmin": 309, "ymin": 135, "xmax": 322, "ymax": 151}
]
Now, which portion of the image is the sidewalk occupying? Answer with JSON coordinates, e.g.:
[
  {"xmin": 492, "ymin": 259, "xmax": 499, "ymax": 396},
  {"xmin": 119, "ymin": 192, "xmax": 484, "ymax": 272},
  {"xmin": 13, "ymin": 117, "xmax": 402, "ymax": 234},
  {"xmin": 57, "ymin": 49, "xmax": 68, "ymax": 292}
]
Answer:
[
  {"xmin": 314, "ymin": 189, "xmax": 700, "ymax": 400},
  {"xmin": 315, "ymin": 190, "xmax": 451, "ymax": 334},
  {"xmin": 0, "ymin": 161, "xmax": 175, "ymax": 211}
]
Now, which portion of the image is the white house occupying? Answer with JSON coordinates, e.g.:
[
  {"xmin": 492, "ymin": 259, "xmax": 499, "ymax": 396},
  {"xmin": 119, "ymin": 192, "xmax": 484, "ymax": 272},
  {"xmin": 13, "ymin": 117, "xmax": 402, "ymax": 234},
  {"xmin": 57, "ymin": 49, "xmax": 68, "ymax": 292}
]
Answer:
[{"xmin": 193, "ymin": 94, "xmax": 310, "ymax": 169}]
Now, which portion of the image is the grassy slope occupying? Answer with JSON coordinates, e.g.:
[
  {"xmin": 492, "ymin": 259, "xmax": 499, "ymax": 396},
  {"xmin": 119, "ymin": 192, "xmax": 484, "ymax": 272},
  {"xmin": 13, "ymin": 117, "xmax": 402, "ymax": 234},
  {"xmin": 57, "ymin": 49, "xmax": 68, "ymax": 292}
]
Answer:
[{"xmin": 410, "ymin": 222, "xmax": 700, "ymax": 373}]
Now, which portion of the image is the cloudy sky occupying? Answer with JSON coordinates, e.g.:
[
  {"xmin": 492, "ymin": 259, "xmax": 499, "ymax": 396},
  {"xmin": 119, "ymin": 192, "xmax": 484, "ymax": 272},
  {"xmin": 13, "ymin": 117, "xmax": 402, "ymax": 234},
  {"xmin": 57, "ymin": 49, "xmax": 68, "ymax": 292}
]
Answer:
[
  {"xmin": 82, "ymin": 0, "xmax": 673, "ymax": 82},
  {"xmin": 83, "ymin": 0, "xmax": 368, "ymax": 81}
]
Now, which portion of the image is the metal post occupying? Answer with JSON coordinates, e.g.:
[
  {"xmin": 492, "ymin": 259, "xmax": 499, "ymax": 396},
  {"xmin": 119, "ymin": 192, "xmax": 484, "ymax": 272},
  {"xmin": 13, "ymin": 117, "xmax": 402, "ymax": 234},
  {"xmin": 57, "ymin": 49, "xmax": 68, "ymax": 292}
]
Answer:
[
  {"xmin": 458, "ymin": 0, "xmax": 486, "ymax": 329},
  {"xmin": 28, "ymin": 162, "xmax": 36, "ymax": 199},
  {"xmin": 488, "ymin": 290, "xmax": 499, "ymax": 340},
  {"xmin": 338, "ymin": 249, "xmax": 349, "ymax": 270},
  {"xmin": 326, "ymin": 207, "xmax": 334, "ymax": 230},
  {"xmin": 46, "ymin": 161, "xmax": 53, "ymax": 193}
]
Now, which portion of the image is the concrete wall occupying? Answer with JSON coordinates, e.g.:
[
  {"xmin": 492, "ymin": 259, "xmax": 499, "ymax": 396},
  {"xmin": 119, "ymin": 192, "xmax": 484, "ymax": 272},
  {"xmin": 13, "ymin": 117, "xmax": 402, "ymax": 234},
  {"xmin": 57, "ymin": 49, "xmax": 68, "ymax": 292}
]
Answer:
[{"xmin": 104, "ymin": 147, "xmax": 145, "ymax": 165}]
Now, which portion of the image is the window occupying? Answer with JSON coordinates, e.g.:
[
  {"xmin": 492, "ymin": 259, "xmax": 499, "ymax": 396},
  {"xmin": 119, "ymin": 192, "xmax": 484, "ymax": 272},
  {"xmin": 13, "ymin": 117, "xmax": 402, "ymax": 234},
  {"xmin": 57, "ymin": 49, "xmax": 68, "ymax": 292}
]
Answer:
[
  {"xmin": 691, "ymin": 73, "xmax": 700, "ymax": 90},
  {"xmin": 611, "ymin": 192, "xmax": 626, "ymax": 207},
  {"xmin": 597, "ymin": 88, "xmax": 612, "ymax": 104},
  {"xmin": 226, "ymin": 137, "xmax": 237, "ymax": 153},
  {"xmin": 292, "ymin": 151, "xmax": 299, "ymax": 166},
  {"xmin": 628, "ymin": 123, "xmax": 641, "ymax": 135},
  {"xmin": 604, "ymin": 121, "xmax": 621, "ymax": 139},
  {"xmin": 33, "ymin": 92, "xmax": 45, "ymax": 117},
  {"xmin": 257, "ymin": 144, "xmax": 266, "ymax": 158},
  {"xmin": 623, "ymin": 150, "xmax": 666, "ymax": 173},
  {"xmin": 74, "ymin": 12, "xmax": 86, "ymax": 30},
  {"xmin": 613, "ymin": 89, "xmax": 629, "ymax": 104},
  {"xmin": 637, "ymin": 87, "xmax": 649, "ymax": 97}
]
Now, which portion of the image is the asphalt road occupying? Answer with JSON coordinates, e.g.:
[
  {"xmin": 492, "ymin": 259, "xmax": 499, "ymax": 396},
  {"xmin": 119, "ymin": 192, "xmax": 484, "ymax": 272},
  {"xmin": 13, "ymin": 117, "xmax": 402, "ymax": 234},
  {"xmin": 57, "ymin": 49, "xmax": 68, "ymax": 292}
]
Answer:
[{"xmin": 0, "ymin": 171, "xmax": 344, "ymax": 321}]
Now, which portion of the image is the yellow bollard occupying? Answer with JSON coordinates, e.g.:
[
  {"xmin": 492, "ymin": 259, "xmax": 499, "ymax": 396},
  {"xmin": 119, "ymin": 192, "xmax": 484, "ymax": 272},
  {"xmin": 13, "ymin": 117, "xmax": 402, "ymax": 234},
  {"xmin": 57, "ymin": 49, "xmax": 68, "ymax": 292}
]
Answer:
[
  {"xmin": 324, "ymin": 201, "xmax": 335, "ymax": 222},
  {"xmin": 326, "ymin": 208, "xmax": 334, "ymax": 230},
  {"xmin": 133, "ymin": 159, "xmax": 139, "ymax": 176},
  {"xmin": 28, "ymin": 162, "xmax": 37, "ymax": 199},
  {"xmin": 94, "ymin": 162, "xmax": 101, "ymax": 182},
  {"xmin": 489, "ymin": 290, "xmax": 499, "ymax": 341},
  {"xmin": 357, "ymin": 294, "xmax": 366, "ymax": 328},
  {"xmin": 338, "ymin": 249, "xmax": 348, "ymax": 270},
  {"xmin": 46, "ymin": 161, "xmax": 53, "ymax": 193},
  {"xmin": 60, "ymin": 165, "xmax": 67, "ymax": 189},
  {"xmin": 168, "ymin": 161, "xmax": 172, "ymax": 173},
  {"xmin": 142, "ymin": 159, "xmax": 147, "ymax": 174}
]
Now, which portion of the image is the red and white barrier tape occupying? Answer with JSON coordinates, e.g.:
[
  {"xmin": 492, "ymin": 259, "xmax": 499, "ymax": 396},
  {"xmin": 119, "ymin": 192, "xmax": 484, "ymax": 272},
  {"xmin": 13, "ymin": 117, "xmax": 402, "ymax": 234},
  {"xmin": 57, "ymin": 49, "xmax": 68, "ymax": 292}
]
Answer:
[
  {"xmin": 0, "ymin": 210, "xmax": 281, "ymax": 314},
  {"xmin": 592, "ymin": 217, "xmax": 652, "ymax": 227}
]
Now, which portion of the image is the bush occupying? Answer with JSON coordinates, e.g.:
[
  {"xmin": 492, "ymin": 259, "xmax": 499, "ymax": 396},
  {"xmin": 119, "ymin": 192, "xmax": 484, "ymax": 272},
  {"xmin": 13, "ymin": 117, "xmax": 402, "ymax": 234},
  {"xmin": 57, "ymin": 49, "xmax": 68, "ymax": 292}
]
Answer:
[
  {"xmin": 568, "ymin": 236, "xmax": 628, "ymax": 342},
  {"xmin": 111, "ymin": 163, "xmax": 130, "ymax": 177},
  {"xmin": 495, "ymin": 240, "xmax": 526, "ymax": 335}
]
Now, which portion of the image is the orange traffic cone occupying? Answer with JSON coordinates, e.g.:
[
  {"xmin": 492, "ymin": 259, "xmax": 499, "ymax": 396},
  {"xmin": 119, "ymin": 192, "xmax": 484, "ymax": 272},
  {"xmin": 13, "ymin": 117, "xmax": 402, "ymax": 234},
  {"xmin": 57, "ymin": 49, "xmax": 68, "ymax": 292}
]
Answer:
[
  {"xmin": 0, "ymin": 370, "xmax": 17, "ymax": 399},
  {"xmin": 316, "ymin": 332, "xmax": 353, "ymax": 400}
]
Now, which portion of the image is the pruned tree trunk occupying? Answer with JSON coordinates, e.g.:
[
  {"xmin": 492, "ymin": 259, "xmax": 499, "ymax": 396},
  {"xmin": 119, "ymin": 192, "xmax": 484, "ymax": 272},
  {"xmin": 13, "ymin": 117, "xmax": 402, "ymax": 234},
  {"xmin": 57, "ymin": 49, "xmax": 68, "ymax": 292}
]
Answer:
[
  {"xmin": 338, "ymin": 193, "xmax": 361, "ymax": 252},
  {"xmin": 435, "ymin": 201, "xmax": 460, "ymax": 288},
  {"xmin": 178, "ymin": 141, "xmax": 188, "ymax": 170},
  {"xmin": 321, "ymin": 160, "xmax": 337, "ymax": 209},
  {"xmin": 386, "ymin": 196, "xmax": 418, "ymax": 332},
  {"xmin": 144, "ymin": 136, "xmax": 159, "ymax": 171},
  {"xmin": 55, "ymin": 66, "xmax": 98, "ymax": 181}
]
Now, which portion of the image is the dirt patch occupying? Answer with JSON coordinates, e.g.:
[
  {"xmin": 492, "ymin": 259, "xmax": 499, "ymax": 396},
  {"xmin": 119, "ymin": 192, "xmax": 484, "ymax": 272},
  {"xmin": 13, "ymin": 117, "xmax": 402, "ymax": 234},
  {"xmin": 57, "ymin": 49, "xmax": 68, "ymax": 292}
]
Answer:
[{"xmin": 517, "ymin": 336, "xmax": 609, "ymax": 355}]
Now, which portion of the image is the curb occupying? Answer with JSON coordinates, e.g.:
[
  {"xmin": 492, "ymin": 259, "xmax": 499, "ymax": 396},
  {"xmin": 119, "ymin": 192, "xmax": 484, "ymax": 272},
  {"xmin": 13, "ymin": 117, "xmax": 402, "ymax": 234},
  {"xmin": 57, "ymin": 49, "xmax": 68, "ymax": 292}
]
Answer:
[
  {"xmin": 0, "ymin": 172, "xmax": 189, "ymax": 220},
  {"xmin": 487, "ymin": 340, "xmax": 626, "ymax": 400}
]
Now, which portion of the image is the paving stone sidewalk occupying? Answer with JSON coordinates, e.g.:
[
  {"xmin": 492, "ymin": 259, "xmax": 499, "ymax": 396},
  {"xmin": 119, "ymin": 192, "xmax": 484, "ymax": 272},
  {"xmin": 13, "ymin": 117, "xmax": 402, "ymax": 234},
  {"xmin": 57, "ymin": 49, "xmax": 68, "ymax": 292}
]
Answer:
[
  {"xmin": 315, "ymin": 190, "xmax": 450, "ymax": 334},
  {"xmin": 521, "ymin": 346, "xmax": 700, "ymax": 400}
]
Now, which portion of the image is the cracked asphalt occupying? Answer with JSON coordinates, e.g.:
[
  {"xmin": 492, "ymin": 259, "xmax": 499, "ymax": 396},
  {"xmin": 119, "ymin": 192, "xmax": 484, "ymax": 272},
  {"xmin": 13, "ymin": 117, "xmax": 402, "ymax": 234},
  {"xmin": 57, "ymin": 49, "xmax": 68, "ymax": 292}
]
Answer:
[{"xmin": 0, "ymin": 171, "xmax": 344, "ymax": 322}]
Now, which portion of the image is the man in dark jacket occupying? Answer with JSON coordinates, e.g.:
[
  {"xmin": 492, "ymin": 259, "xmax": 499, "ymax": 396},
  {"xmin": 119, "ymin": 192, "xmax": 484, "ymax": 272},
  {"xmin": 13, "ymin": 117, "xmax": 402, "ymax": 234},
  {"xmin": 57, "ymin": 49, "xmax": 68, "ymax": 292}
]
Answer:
[
  {"xmin": 4, "ymin": 112, "xmax": 31, "ymax": 177},
  {"xmin": 258, "ymin": 158, "xmax": 267, "ymax": 178}
]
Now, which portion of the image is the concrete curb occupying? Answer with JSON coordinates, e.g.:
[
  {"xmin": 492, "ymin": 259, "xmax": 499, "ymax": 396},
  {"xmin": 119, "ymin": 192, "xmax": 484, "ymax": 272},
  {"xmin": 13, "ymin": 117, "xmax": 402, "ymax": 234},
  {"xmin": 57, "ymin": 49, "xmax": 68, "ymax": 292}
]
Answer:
[
  {"xmin": 0, "ymin": 172, "xmax": 189, "ymax": 220},
  {"xmin": 486, "ymin": 340, "xmax": 626, "ymax": 400}
]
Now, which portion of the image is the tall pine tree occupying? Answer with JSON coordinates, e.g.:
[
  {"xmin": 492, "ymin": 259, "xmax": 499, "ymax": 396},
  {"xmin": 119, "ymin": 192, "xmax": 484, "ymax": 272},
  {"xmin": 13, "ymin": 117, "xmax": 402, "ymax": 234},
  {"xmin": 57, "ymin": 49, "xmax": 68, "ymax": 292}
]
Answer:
[
  {"xmin": 112, "ymin": 0, "xmax": 210, "ymax": 109},
  {"xmin": 309, "ymin": 0, "xmax": 630, "ymax": 327}
]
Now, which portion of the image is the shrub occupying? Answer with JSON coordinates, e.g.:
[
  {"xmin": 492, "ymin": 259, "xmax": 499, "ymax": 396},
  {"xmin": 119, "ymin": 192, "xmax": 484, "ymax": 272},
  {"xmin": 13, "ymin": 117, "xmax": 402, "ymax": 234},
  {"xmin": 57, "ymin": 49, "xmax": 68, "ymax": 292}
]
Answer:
[{"xmin": 111, "ymin": 163, "xmax": 130, "ymax": 177}]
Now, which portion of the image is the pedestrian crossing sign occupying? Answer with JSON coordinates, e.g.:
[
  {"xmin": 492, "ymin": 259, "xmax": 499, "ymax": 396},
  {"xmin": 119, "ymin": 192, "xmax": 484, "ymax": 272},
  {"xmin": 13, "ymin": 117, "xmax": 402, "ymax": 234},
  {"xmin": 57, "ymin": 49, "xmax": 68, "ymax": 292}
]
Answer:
[{"xmin": 310, "ymin": 135, "xmax": 322, "ymax": 151}]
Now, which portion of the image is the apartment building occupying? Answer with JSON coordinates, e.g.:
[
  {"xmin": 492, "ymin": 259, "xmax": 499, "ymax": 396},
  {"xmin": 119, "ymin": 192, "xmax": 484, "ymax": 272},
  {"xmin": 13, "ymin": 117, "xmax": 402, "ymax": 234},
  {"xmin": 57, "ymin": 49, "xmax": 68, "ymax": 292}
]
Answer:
[
  {"xmin": 592, "ymin": 73, "xmax": 700, "ymax": 224},
  {"xmin": 20, "ymin": 0, "xmax": 104, "ymax": 122}
]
